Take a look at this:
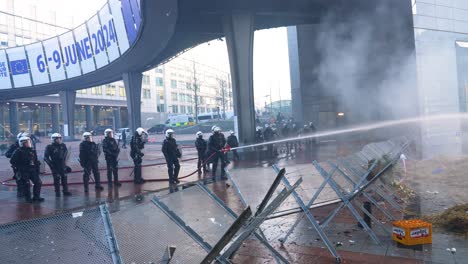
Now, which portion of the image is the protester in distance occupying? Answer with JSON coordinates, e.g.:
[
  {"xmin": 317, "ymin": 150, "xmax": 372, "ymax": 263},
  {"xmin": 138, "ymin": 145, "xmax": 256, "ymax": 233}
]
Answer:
[
  {"xmin": 227, "ymin": 130, "xmax": 240, "ymax": 161},
  {"xmin": 195, "ymin": 131, "xmax": 208, "ymax": 174},
  {"xmin": 208, "ymin": 126, "xmax": 227, "ymax": 179},
  {"xmin": 162, "ymin": 129, "xmax": 182, "ymax": 184},
  {"xmin": 44, "ymin": 133, "xmax": 72, "ymax": 197},
  {"xmin": 130, "ymin": 127, "xmax": 147, "ymax": 184},
  {"xmin": 5, "ymin": 132, "xmax": 27, "ymax": 197},
  {"xmin": 79, "ymin": 132, "xmax": 104, "ymax": 192},
  {"xmin": 121, "ymin": 128, "xmax": 127, "ymax": 149},
  {"xmin": 10, "ymin": 136, "xmax": 44, "ymax": 202},
  {"xmin": 102, "ymin": 129, "xmax": 121, "ymax": 187},
  {"xmin": 263, "ymin": 124, "xmax": 275, "ymax": 157},
  {"xmin": 281, "ymin": 122, "xmax": 292, "ymax": 154}
]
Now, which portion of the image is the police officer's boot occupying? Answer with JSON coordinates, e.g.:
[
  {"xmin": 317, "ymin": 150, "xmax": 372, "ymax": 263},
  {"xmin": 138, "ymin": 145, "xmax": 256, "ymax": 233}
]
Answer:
[
  {"xmin": 83, "ymin": 174, "xmax": 89, "ymax": 193},
  {"xmin": 95, "ymin": 174, "xmax": 104, "ymax": 191},
  {"xmin": 32, "ymin": 182, "xmax": 44, "ymax": 202},
  {"xmin": 107, "ymin": 169, "xmax": 113, "ymax": 187},
  {"xmin": 24, "ymin": 184, "xmax": 32, "ymax": 203},
  {"xmin": 62, "ymin": 175, "xmax": 72, "ymax": 196},
  {"xmin": 53, "ymin": 175, "xmax": 61, "ymax": 197},
  {"xmin": 114, "ymin": 169, "xmax": 122, "ymax": 187}
]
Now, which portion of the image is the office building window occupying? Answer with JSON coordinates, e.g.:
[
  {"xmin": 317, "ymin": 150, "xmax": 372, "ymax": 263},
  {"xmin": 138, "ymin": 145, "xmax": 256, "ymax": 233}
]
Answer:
[
  {"xmin": 155, "ymin": 67, "xmax": 163, "ymax": 73},
  {"xmin": 187, "ymin": 106, "xmax": 193, "ymax": 113},
  {"xmin": 91, "ymin": 86, "xmax": 102, "ymax": 95},
  {"xmin": 180, "ymin": 106, "xmax": 186, "ymax": 113},
  {"xmin": 157, "ymin": 104, "xmax": 165, "ymax": 112},
  {"xmin": 187, "ymin": 83, "xmax": 192, "ymax": 90},
  {"xmin": 143, "ymin": 89, "xmax": 151, "ymax": 99},
  {"xmin": 119, "ymin": 87, "xmax": 126, "ymax": 97},
  {"xmin": 172, "ymin": 105, "xmax": 178, "ymax": 113},
  {"xmin": 143, "ymin": 75, "xmax": 150, "ymax": 85},
  {"xmin": 171, "ymin": 79, "xmax": 177, "ymax": 89},
  {"xmin": 155, "ymin": 77, "xmax": 164, "ymax": 86},
  {"xmin": 106, "ymin": 85, "xmax": 116, "ymax": 96},
  {"xmin": 171, "ymin": 92, "xmax": 178, "ymax": 101}
]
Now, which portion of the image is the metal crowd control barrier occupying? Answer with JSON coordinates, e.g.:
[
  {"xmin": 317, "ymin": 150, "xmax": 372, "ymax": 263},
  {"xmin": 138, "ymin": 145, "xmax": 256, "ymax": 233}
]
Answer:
[
  {"xmin": 225, "ymin": 167, "xmax": 313, "ymax": 263},
  {"xmin": 153, "ymin": 179, "xmax": 302, "ymax": 264},
  {"xmin": 270, "ymin": 137, "xmax": 411, "ymax": 260},
  {"xmin": 0, "ymin": 205, "xmax": 120, "ymax": 264}
]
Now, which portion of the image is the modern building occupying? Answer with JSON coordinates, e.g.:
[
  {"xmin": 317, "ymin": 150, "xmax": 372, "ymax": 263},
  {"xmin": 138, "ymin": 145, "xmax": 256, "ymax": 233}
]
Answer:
[{"xmin": 0, "ymin": 1, "xmax": 232, "ymax": 138}]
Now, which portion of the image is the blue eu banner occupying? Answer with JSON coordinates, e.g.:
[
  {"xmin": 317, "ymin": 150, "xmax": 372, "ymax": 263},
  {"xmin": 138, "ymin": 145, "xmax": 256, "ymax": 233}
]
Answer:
[{"xmin": 9, "ymin": 59, "xmax": 29, "ymax": 75}]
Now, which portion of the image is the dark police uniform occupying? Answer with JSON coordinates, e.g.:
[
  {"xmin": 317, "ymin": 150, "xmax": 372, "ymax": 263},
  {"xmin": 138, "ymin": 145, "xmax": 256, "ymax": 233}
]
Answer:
[
  {"xmin": 130, "ymin": 133, "xmax": 146, "ymax": 184},
  {"xmin": 44, "ymin": 142, "xmax": 71, "ymax": 196},
  {"xmin": 10, "ymin": 146, "xmax": 43, "ymax": 202},
  {"xmin": 79, "ymin": 140, "xmax": 103, "ymax": 192},
  {"xmin": 195, "ymin": 137, "xmax": 208, "ymax": 173},
  {"xmin": 227, "ymin": 134, "xmax": 240, "ymax": 160},
  {"xmin": 102, "ymin": 136, "xmax": 120, "ymax": 186},
  {"xmin": 5, "ymin": 142, "xmax": 25, "ymax": 197},
  {"xmin": 208, "ymin": 132, "xmax": 226, "ymax": 178},
  {"xmin": 162, "ymin": 137, "xmax": 181, "ymax": 183}
]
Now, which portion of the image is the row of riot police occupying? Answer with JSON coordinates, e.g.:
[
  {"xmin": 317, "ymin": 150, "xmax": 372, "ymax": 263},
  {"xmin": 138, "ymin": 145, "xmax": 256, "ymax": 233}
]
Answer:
[
  {"xmin": 5, "ymin": 127, "xmax": 148, "ymax": 202},
  {"xmin": 78, "ymin": 127, "xmax": 148, "ymax": 191},
  {"xmin": 193, "ymin": 126, "xmax": 239, "ymax": 179}
]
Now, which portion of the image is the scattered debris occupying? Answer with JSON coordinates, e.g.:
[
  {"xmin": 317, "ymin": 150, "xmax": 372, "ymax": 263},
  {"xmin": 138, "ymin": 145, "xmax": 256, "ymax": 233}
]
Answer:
[
  {"xmin": 423, "ymin": 203, "xmax": 468, "ymax": 235},
  {"xmin": 451, "ymin": 248, "xmax": 457, "ymax": 253},
  {"xmin": 426, "ymin": 191, "xmax": 439, "ymax": 194},
  {"xmin": 336, "ymin": 242, "xmax": 343, "ymax": 247},
  {"xmin": 349, "ymin": 240, "xmax": 355, "ymax": 245}
]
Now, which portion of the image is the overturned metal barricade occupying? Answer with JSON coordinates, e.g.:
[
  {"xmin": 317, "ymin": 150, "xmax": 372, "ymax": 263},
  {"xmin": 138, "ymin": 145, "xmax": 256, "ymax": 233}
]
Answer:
[{"xmin": 151, "ymin": 171, "xmax": 302, "ymax": 264}]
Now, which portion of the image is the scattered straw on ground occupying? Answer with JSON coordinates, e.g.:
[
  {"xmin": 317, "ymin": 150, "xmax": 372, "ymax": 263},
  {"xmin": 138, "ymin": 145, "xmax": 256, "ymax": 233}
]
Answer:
[{"xmin": 423, "ymin": 203, "xmax": 468, "ymax": 235}]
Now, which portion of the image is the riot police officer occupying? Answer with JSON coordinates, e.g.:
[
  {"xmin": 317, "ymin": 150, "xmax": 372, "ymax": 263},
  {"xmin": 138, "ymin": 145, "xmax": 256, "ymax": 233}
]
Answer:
[
  {"xmin": 162, "ymin": 129, "xmax": 181, "ymax": 183},
  {"xmin": 130, "ymin": 127, "xmax": 147, "ymax": 184},
  {"xmin": 227, "ymin": 130, "xmax": 240, "ymax": 161},
  {"xmin": 195, "ymin": 131, "xmax": 208, "ymax": 173},
  {"xmin": 10, "ymin": 136, "xmax": 43, "ymax": 202},
  {"xmin": 102, "ymin": 129, "xmax": 121, "ymax": 187},
  {"xmin": 208, "ymin": 127, "xmax": 227, "ymax": 179},
  {"xmin": 44, "ymin": 133, "xmax": 72, "ymax": 197},
  {"xmin": 79, "ymin": 132, "xmax": 104, "ymax": 192},
  {"xmin": 5, "ymin": 132, "xmax": 27, "ymax": 197}
]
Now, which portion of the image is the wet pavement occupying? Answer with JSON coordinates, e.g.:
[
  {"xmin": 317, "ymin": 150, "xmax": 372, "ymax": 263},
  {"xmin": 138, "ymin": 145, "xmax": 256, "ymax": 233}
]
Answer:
[{"xmin": 0, "ymin": 138, "xmax": 467, "ymax": 263}]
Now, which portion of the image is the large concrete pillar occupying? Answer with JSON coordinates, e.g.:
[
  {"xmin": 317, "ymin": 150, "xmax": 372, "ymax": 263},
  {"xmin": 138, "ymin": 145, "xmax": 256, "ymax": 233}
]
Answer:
[
  {"xmin": 8, "ymin": 102, "xmax": 18, "ymax": 136},
  {"xmin": 51, "ymin": 104, "xmax": 59, "ymax": 133},
  {"xmin": 223, "ymin": 12, "xmax": 255, "ymax": 144},
  {"xmin": 59, "ymin": 90, "xmax": 76, "ymax": 140},
  {"xmin": 123, "ymin": 72, "xmax": 142, "ymax": 132},
  {"xmin": 85, "ymin": 105, "xmax": 93, "ymax": 131},
  {"xmin": 113, "ymin": 107, "xmax": 121, "ymax": 130}
]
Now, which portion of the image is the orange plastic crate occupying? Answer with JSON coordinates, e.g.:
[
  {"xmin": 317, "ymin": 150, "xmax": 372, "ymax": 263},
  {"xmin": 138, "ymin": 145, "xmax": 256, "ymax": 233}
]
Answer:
[{"xmin": 392, "ymin": 219, "xmax": 432, "ymax": 246}]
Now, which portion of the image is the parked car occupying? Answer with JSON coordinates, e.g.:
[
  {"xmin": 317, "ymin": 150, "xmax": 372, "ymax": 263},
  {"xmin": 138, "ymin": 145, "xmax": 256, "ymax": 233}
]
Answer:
[
  {"xmin": 91, "ymin": 125, "xmax": 113, "ymax": 136},
  {"xmin": 115, "ymin": 128, "xmax": 130, "ymax": 140},
  {"xmin": 148, "ymin": 124, "xmax": 171, "ymax": 134}
]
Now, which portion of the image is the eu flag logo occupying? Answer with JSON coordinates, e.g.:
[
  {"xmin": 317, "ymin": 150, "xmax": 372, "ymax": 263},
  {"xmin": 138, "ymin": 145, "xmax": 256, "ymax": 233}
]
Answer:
[{"xmin": 9, "ymin": 59, "xmax": 29, "ymax": 75}]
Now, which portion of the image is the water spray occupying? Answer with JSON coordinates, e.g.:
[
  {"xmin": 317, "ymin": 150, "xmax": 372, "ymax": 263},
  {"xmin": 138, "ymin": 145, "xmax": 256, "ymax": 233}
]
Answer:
[{"xmin": 227, "ymin": 113, "xmax": 468, "ymax": 151}]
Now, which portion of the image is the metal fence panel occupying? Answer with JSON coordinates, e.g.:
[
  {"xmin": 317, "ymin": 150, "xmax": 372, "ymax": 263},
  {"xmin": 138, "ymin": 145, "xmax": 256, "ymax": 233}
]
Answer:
[
  {"xmin": 111, "ymin": 202, "xmax": 207, "ymax": 264},
  {"xmin": 158, "ymin": 186, "xmax": 235, "ymax": 247},
  {"xmin": 0, "ymin": 207, "xmax": 113, "ymax": 264}
]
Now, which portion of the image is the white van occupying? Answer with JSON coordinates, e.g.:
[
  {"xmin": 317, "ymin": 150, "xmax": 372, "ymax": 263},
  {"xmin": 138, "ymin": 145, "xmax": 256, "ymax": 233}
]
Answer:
[
  {"xmin": 165, "ymin": 114, "xmax": 195, "ymax": 127},
  {"xmin": 197, "ymin": 112, "xmax": 221, "ymax": 123}
]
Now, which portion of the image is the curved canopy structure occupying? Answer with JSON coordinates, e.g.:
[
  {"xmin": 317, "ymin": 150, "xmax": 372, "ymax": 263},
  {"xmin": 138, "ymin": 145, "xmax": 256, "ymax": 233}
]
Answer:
[{"xmin": 0, "ymin": 0, "xmax": 337, "ymax": 100}]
